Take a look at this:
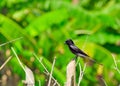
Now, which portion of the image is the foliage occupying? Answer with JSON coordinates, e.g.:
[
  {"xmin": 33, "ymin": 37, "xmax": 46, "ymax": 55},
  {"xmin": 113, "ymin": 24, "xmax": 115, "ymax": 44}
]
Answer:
[{"xmin": 0, "ymin": 0, "xmax": 120, "ymax": 86}]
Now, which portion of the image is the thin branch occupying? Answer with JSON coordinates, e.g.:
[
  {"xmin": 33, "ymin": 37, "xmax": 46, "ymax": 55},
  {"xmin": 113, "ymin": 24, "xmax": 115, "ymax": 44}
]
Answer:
[
  {"xmin": 43, "ymin": 71, "xmax": 49, "ymax": 76},
  {"xmin": 33, "ymin": 53, "xmax": 60, "ymax": 86},
  {"xmin": 83, "ymin": 63, "xmax": 87, "ymax": 73},
  {"xmin": 0, "ymin": 37, "xmax": 23, "ymax": 47},
  {"xmin": 33, "ymin": 53, "xmax": 49, "ymax": 73},
  {"xmin": 78, "ymin": 63, "xmax": 82, "ymax": 86},
  {"xmin": 43, "ymin": 70, "xmax": 57, "ymax": 86},
  {"xmin": 11, "ymin": 47, "xmax": 34, "ymax": 84},
  {"xmin": 79, "ymin": 62, "xmax": 82, "ymax": 77},
  {"xmin": 78, "ymin": 63, "xmax": 87, "ymax": 86},
  {"xmin": 112, "ymin": 54, "xmax": 120, "ymax": 74},
  {"xmin": 48, "ymin": 57, "xmax": 56, "ymax": 86},
  {"xmin": 101, "ymin": 78, "xmax": 108, "ymax": 86},
  {"xmin": 53, "ymin": 81, "xmax": 57, "ymax": 86},
  {"xmin": 44, "ymin": 69, "xmax": 60, "ymax": 86},
  {"xmin": 0, "ymin": 56, "xmax": 12, "ymax": 70}
]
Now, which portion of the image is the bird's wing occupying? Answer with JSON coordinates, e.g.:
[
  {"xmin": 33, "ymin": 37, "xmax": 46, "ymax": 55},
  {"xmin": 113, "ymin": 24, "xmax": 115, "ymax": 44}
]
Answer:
[
  {"xmin": 70, "ymin": 45, "xmax": 89, "ymax": 57},
  {"xmin": 69, "ymin": 45, "xmax": 102, "ymax": 65}
]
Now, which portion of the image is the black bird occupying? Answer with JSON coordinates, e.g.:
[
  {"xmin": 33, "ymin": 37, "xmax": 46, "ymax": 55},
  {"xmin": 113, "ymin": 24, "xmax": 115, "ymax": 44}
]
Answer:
[{"xmin": 65, "ymin": 39, "xmax": 99, "ymax": 64}]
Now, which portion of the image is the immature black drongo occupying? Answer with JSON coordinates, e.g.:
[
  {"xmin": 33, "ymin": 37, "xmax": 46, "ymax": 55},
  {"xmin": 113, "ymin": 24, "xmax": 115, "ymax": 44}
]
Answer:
[{"xmin": 65, "ymin": 39, "xmax": 98, "ymax": 63}]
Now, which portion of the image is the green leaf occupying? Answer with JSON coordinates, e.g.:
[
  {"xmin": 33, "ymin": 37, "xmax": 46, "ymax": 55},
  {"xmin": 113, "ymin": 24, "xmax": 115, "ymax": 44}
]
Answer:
[
  {"xmin": 0, "ymin": 14, "xmax": 36, "ymax": 47},
  {"xmin": 25, "ymin": 9, "xmax": 69, "ymax": 36}
]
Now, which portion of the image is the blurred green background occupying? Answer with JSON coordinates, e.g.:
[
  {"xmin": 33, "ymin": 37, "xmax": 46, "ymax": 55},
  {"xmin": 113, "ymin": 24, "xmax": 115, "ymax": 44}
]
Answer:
[{"xmin": 0, "ymin": 0, "xmax": 120, "ymax": 86}]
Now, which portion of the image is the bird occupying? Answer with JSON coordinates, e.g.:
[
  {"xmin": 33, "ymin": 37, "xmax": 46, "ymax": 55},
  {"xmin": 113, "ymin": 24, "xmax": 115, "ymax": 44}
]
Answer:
[{"xmin": 65, "ymin": 39, "xmax": 101, "ymax": 64}]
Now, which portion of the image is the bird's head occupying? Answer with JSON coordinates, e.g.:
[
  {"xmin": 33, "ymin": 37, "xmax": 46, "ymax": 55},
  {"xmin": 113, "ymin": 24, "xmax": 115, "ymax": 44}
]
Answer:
[{"xmin": 65, "ymin": 39, "xmax": 74, "ymax": 45}]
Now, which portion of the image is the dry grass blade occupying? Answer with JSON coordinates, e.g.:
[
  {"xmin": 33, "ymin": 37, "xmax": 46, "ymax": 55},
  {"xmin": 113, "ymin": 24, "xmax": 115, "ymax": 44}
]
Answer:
[
  {"xmin": 78, "ymin": 63, "xmax": 87, "ymax": 86},
  {"xmin": 53, "ymin": 81, "xmax": 57, "ymax": 86},
  {"xmin": 112, "ymin": 54, "xmax": 120, "ymax": 74},
  {"xmin": 33, "ymin": 53, "xmax": 49, "ymax": 73},
  {"xmin": 0, "ymin": 56, "xmax": 12, "ymax": 70},
  {"xmin": 33, "ymin": 53, "xmax": 60, "ymax": 86},
  {"xmin": 47, "ymin": 57, "xmax": 56, "ymax": 86},
  {"xmin": 11, "ymin": 47, "xmax": 34, "ymax": 85},
  {"xmin": 101, "ymin": 78, "xmax": 108, "ymax": 86},
  {"xmin": 0, "ymin": 37, "xmax": 23, "ymax": 47}
]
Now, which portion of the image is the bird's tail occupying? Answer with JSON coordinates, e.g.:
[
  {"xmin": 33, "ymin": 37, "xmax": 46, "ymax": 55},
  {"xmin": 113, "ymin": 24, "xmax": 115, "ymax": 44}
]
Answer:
[{"xmin": 87, "ymin": 57, "xmax": 102, "ymax": 66}]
